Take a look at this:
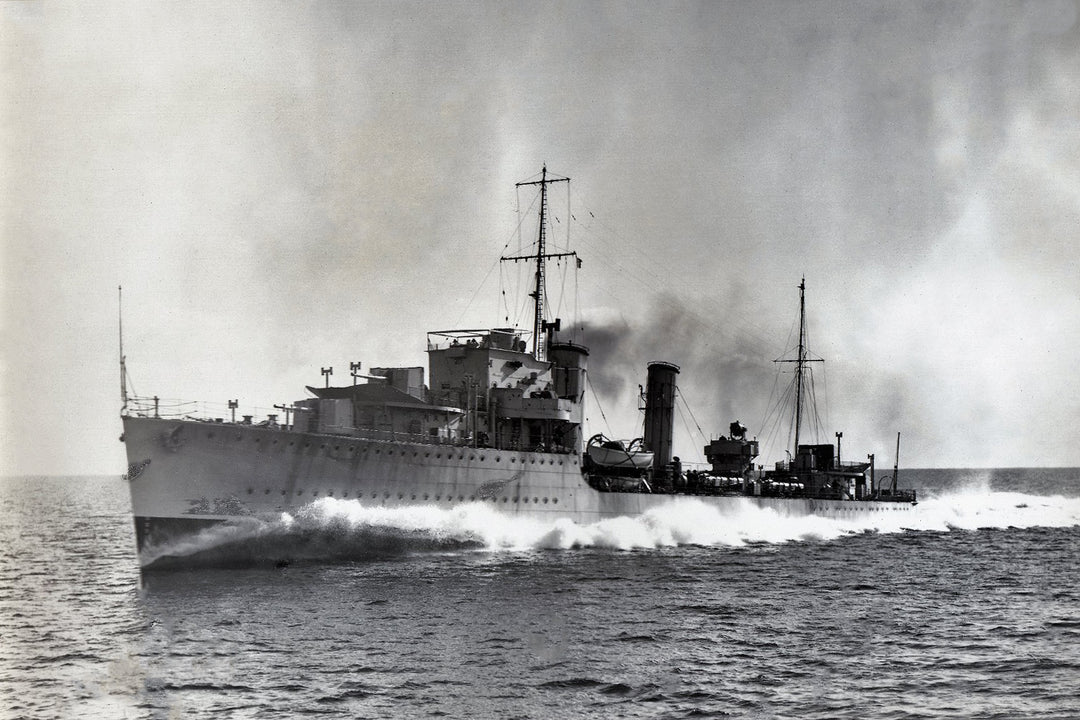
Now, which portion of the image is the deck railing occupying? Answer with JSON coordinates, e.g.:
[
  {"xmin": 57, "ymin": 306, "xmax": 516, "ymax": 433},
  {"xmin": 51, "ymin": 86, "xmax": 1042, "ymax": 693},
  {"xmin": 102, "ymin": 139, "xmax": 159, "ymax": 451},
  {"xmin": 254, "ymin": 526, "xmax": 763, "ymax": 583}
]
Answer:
[{"xmin": 123, "ymin": 395, "xmax": 576, "ymax": 454}]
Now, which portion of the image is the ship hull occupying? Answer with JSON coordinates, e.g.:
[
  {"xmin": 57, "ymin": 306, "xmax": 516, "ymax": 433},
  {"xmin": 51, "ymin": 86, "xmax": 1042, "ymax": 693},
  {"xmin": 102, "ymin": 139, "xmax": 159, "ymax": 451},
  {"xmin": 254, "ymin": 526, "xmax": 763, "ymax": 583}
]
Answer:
[{"xmin": 122, "ymin": 416, "xmax": 914, "ymax": 568}]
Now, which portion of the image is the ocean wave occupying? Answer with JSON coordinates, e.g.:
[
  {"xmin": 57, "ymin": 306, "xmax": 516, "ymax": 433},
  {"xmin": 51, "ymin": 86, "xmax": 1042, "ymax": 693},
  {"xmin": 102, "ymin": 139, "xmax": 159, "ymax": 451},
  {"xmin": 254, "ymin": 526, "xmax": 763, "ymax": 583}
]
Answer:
[{"xmin": 140, "ymin": 489, "xmax": 1080, "ymax": 568}]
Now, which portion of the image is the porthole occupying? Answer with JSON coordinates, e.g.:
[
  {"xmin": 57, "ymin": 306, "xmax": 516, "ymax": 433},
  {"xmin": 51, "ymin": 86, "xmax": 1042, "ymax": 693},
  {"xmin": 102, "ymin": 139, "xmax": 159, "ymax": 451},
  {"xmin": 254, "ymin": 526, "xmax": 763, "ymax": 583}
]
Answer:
[
  {"xmin": 313, "ymin": 490, "xmax": 319, "ymax": 497},
  {"xmin": 495, "ymin": 457, "xmax": 501, "ymax": 462},
  {"xmin": 552, "ymin": 498, "xmax": 558, "ymax": 504},
  {"xmin": 272, "ymin": 439, "xmax": 278, "ymax": 445},
  {"xmin": 522, "ymin": 498, "xmax": 529, "ymax": 504},
  {"xmin": 371, "ymin": 492, "xmax": 377, "ymax": 498},
  {"xmin": 559, "ymin": 461, "xmax": 564, "ymax": 465},
  {"xmin": 469, "ymin": 496, "xmax": 475, "ymax": 502},
  {"xmin": 425, "ymin": 452, "xmax": 430, "ymax": 457},
  {"xmin": 411, "ymin": 494, "xmax": 416, "ymax": 500},
  {"xmin": 458, "ymin": 495, "xmax": 464, "ymax": 501},
  {"xmin": 264, "ymin": 489, "xmax": 270, "ymax": 495},
  {"xmin": 502, "ymin": 497, "xmax": 508, "ymax": 503},
  {"xmin": 281, "ymin": 490, "xmax": 287, "ymax": 496},
  {"xmin": 375, "ymin": 449, "xmax": 381, "ymax": 455},
  {"xmin": 297, "ymin": 490, "xmax": 303, "ymax": 496},
  {"xmin": 398, "ymin": 494, "xmax": 404, "ymax": 500},
  {"xmin": 246, "ymin": 488, "xmax": 253, "ymax": 494},
  {"xmin": 470, "ymin": 455, "xmax": 476, "ymax": 461},
  {"xmin": 254, "ymin": 438, "xmax": 260, "ymax": 443},
  {"xmin": 289, "ymin": 441, "xmax": 295, "ymax": 447},
  {"xmin": 320, "ymin": 444, "xmax": 326, "ymax": 450},
  {"xmin": 436, "ymin": 495, "xmax": 441, "ymax": 501},
  {"xmin": 513, "ymin": 497, "xmax": 519, "ymax": 503},
  {"xmin": 423, "ymin": 494, "xmax": 429, "ymax": 500},
  {"xmin": 530, "ymin": 460, "xmax": 535, "ymax": 464},
  {"xmin": 436, "ymin": 453, "xmax": 441, "ymax": 459},
  {"xmin": 334, "ymin": 445, "xmax": 340, "ymax": 451},
  {"xmin": 459, "ymin": 454, "xmax": 464, "ymax": 460},
  {"xmin": 304, "ymin": 442, "xmax": 311, "ymax": 448},
  {"xmin": 543, "ymin": 497, "xmax": 548, "ymax": 504},
  {"xmin": 510, "ymin": 458, "xmax": 516, "ymax": 463},
  {"xmin": 413, "ymin": 452, "xmax": 419, "ymax": 457},
  {"xmin": 236, "ymin": 435, "xmax": 242, "ymax": 441},
  {"xmin": 343, "ymin": 492, "xmax": 349, "ymax": 498},
  {"xmin": 348, "ymin": 446, "xmax": 355, "ymax": 452},
  {"xmin": 480, "ymin": 455, "xmax": 486, "ymax": 461},
  {"xmin": 533, "ymin": 497, "xmax": 539, "ymax": 503},
  {"xmin": 207, "ymin": 432, "xmax": 214, "ymax": 439},
  {"xmin": 384, "ymin": 492, "xmax": 390, "ymax": 499}
]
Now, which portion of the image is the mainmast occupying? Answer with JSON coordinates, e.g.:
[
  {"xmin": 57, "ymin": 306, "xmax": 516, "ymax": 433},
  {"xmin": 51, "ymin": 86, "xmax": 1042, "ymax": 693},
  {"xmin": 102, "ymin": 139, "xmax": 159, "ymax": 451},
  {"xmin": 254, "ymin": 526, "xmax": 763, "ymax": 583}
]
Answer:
[
  {"xmin": 503, "ymin": 166, "xmax": 575, "ymax": 361},
  {"xmin": 794, "ymin": 277, "xmax": 807, "ymax": 455},
  {"xmin": 775, "ymin": 277, "xmax": 822, "ymax": 463}
]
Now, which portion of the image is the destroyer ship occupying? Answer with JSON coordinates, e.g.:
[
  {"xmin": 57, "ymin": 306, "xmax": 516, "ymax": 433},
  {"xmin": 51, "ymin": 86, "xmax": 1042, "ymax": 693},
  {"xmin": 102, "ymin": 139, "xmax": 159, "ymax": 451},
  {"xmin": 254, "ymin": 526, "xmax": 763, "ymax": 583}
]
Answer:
[{"xmin": 120, "ymin": 167, "xmax": 916, "ymax": 568}]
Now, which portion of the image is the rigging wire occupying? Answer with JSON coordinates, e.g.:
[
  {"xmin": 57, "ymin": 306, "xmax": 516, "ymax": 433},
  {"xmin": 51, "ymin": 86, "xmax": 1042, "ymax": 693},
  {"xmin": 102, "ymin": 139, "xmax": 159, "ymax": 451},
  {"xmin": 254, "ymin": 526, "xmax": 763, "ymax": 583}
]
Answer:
[
  {"xmin": 573, "ymin": 253, "xmax": 580, "ymax": 344},
  {"xmin": 677, "ymin": 388, "xmax": 706, "ymax": 441},
  {"xmin": 505, "ymin": 187, "xmax": 543, "ymax": 329},
  {"xmin": 758, "ymin": 372, "xmax": 796, "ymax": 465},
  {"xmin": 585, "ymin": 372, "xmax": 613, "ymax": 439},
  {"xmin": 566, "ymin": 181, "xmax": 571, "ymax": 252},
  {"xmin": 458, "ymin": 189, "xmax": 541, "ymax": 329},
  {"xmin": 675, "ymin": 400, "xmax": 706, "ymax": 463},
  {"xmin": 675, "ymin": 391, "xmax": 708, "ymax": 463},
  {"xmin": 821, "ymin": 362, "xmax": 830, "ymax": 441},
  {"xmin": 499, "ymin": 263, "xmax": 512, "ymax": 324},
  {"xmin": 453, "ymin": 251, "xmax": 505, "ymax": 329}
]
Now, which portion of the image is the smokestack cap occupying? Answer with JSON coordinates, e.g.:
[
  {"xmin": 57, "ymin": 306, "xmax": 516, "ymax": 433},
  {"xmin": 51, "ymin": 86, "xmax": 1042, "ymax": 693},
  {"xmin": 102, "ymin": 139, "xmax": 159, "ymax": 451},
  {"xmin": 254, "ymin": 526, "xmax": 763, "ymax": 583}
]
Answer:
[{"xmin": 647, "ymin": 361, "xmax": 681, "ymax": 374}]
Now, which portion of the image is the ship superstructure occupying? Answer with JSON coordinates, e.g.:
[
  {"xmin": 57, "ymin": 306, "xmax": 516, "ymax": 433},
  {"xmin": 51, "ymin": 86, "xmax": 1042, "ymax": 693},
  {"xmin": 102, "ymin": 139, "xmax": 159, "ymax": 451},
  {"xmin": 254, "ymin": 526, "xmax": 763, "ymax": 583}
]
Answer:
[{"xmin": 119, "ymin": 167, "xmax": 915, "ymax": 568}]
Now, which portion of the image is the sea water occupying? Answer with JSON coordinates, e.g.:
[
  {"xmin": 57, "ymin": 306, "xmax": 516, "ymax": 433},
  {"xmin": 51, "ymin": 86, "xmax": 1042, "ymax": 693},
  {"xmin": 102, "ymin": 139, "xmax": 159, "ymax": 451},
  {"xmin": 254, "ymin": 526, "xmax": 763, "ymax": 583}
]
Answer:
[{"xmin": 1, "ymin": 469, "xmax": 1078, "ymax": 719}]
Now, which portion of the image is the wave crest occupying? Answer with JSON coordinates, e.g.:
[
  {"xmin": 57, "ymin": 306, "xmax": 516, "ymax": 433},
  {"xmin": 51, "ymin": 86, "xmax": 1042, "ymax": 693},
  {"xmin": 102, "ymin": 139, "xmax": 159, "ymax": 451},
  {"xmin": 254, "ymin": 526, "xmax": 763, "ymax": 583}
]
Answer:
[{"xmin": 141, "ymin": 490, "xmax": 1080, "ymax": 568}]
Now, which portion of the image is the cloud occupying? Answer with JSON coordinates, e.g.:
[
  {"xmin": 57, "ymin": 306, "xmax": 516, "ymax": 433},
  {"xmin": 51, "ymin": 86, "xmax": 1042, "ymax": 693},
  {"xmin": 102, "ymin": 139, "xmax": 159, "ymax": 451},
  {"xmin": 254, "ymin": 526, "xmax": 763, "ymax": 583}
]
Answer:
[{"xmin": 4, "ymin": 2, "xmax": 1080, "ymax": 473}]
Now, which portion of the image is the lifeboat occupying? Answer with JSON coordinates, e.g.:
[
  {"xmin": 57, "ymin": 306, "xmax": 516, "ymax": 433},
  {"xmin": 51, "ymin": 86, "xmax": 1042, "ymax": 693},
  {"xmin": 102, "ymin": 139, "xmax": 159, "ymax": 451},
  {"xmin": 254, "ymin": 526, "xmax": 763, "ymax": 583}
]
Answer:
[{"xmin": 586, "ymin": 434, "xmax": 654, "ymax": 470}]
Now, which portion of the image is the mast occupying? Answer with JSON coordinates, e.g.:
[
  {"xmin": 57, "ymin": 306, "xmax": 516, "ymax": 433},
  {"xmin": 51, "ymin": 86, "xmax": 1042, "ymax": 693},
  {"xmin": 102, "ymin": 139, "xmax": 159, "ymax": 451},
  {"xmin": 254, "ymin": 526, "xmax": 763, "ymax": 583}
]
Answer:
[
  {"xmin": 119, "ymin": 285, "xmax": 128, "ymax": 414},
  {"xmin": 891, "ymin": 431, "xmax": 901, "ymax": 494},
  {"xmin": 775, "ymin": 277, "xmax": 822, "ymax": 464},
  {"xmin": 532, "ymin": 165, "xmax": 548, "ymax": 357},
  {"xmin": 505, "ymin": 166, "xmax": 573, "ymax": 361},
  {"xmin": 794, "ymin": 277, "xmax": 806, "ymax": 456}
]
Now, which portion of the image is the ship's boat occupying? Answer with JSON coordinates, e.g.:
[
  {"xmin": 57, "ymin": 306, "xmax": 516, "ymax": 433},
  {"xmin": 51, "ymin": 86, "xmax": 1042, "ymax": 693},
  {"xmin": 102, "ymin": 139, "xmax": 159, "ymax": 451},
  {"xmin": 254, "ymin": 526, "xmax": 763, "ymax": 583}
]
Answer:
[
  {"xmin": 118, "ymin": 166, "xmax": 917, "ymax": 569},
  {"xmin": 586, "ymin": 435, "xmax": 653, "ymax": 470}
]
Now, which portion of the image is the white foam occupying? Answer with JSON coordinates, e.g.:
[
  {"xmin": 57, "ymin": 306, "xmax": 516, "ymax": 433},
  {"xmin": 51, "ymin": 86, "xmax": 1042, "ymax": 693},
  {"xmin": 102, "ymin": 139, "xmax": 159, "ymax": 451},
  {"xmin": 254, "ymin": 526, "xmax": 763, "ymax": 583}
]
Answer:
[{"xmin": 141, "ymin": 489, "xmax": 1080, "ymax": 565}]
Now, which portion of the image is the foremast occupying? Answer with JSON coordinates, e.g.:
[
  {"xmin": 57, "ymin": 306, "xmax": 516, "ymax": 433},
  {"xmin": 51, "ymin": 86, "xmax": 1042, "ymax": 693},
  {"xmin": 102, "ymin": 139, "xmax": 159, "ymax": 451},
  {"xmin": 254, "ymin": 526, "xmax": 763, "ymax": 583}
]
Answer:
[
  {"xmin": 504, "ymin": 165, "xmax": 576, "ymax": 361},
  {"xmin": 119, "ymin": 284, "xmax": 129, "ymax": 415}
]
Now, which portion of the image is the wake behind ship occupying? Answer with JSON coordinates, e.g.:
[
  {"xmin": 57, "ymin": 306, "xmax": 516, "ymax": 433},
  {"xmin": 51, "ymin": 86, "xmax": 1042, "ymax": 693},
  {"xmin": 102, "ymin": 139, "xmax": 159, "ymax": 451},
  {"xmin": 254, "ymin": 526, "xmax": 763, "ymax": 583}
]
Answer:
[{"xmin": 119, "ymin": 167, "xmax": 916, "ymax": 568}]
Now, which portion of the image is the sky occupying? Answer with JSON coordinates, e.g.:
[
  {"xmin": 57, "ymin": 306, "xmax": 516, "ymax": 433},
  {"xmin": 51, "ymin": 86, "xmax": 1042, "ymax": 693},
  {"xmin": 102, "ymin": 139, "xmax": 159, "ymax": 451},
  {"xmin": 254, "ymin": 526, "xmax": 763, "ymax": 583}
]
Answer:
[{"xmin": 3, "ymin": 0, "xmax": 1079, "ymax": 475}]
